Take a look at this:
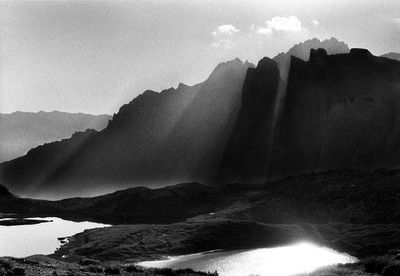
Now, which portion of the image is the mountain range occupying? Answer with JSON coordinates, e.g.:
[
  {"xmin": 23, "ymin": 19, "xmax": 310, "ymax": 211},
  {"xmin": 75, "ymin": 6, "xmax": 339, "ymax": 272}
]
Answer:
[
  {"xmin": 0, "ymin": 111, "xmax": 110, "ymax": 162},
  {"xmin": 0, "ymin": 59, "xmax": 252, "ymax": 198},
  {"xmin": 1, "ymin": 38, "xmax": 400, "ymax": 199},
  {"xmin": 219, "ymin": 48, "xmax": 400, "ymax": 182}
]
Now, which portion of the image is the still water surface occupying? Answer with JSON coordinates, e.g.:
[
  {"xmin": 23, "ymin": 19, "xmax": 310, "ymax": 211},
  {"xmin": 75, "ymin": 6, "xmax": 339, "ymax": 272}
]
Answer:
[
  {"xmin": 0, "ymin": 217, "xmax": 110, "ymax": 257},
  {"xmin": 138, "ymin": 242, "xmax": 357, "ymax": 276}
]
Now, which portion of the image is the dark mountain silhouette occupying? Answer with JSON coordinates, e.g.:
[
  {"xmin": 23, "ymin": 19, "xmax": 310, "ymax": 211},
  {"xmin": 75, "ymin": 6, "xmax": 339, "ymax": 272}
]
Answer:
[
  {"xmin": 0, "ymin": 182, "xmax": 226, "ymax": 224},
  {"xmin": 0, "ymin": 59, "xmax": 252, "ymax": 198},
  {"xmin": 2, "ymin": 169, "xmax": 400, "ymax": 227},
  {"xmin": 273, "ymin": 37, "xmax": 349, "ymax": 80},
  {"xmin": 218, "ymin": 48, "xmax": 400, "ymax": 182},
  {"xmin": 272, "ymin": 48, "xmax": 400, "ymax": 177},
  {"xmin": 381, "ymin": 52, "xmax": 400, "ymax": 61},
  {"xmin": 0, "ymin": 184, "xmax": 15, "ymax": 199},
  {"xmin": 217, "ymin": 38, "xmax": 350, "ymax": 183},
  {"xmin": 217, "ymin": 57, "xmax": 282, "ymax": 183},
  {"xmin": 0, "ymin": 111, "xmax": 110, "ymax": 162}
]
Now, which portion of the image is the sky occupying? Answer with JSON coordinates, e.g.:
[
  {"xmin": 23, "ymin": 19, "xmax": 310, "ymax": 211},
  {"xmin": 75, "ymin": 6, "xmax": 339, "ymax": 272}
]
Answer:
[{"xmin": 1, "ymin": 0, "xmax": 399, "ymax": 115}]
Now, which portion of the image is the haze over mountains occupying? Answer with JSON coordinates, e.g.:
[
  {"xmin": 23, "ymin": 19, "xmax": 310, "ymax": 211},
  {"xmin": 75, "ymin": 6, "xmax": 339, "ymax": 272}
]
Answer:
[
  {"xmin": 1, "ymin": 37, "xmax": 400, "ymax": 199},
  {"xmin": 381, "ymin": 52, "xmax": 400, "ymax": 61},
  {"xmin": 0, "ymin": 111, "xmax": 111, "ymax": 162},
  {"xmin": 0, "ymin": 59, "xmax": 252, "ymax": 198}
]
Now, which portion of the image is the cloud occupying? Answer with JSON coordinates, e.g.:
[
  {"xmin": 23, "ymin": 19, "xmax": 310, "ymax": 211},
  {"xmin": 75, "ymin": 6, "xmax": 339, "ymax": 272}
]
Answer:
[
  {"xmin": 212, "ymin": 24, "xmax": 240, "ymax": 37},
  {"xmin": 211, "ymin": 24, "xmax": 240, "ymax": 49},
  {"xmin": 312, "ymin": 19, "xmax": 319, "ymax": 27},
  {"xmin": 211, "ymin": 38, "xmax": 237, "ymax": 49},
  {"xmin": 256, "ymin": 16, "xmax": 303, "ymax": 35}
]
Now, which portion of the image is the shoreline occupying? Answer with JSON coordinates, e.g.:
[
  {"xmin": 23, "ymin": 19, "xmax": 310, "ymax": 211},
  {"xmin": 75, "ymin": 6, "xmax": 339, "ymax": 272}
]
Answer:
[{"xmin": 0, "ymin": 218, "xmax": 52, "ymax": 226}]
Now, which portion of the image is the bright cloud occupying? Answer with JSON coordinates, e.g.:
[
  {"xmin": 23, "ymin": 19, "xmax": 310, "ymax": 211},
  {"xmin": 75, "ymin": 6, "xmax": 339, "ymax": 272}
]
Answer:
[
  {"xmin": 211, "ymin": 24, "xmax": 240, "ymax": 49},
  {"xmin": 312, "ymin": 19, "xmax": 320, "ymax": 27},
  {"xmin": 256, "ymin": 16, "xmax": 303, "ymax": 34},
  {"xmin": 212, "ymin": 24, "xmax": 240, "ymax": 37},
  {"xmin": 211, "ymin": 38, "xmax": 237, "ymax": 49}
]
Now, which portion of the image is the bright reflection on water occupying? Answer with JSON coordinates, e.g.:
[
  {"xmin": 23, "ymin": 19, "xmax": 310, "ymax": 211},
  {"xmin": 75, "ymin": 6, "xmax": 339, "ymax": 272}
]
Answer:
[
  {"xmin": 0, "ymin": 217, "xmax": 110, "ymax": 258},
  {"xmin": 138, "ymin": 242, "xmax": 357, "ymax": 276}
]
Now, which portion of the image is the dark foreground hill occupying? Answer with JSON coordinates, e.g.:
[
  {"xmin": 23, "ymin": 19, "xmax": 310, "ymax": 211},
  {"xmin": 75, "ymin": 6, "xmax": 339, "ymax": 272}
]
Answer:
[
  {"xmin": 0, "ymin": 111, "xmax": 110, "ymax": 162},
  {"xmin": 3, "ymin": 169, "xmax": 400, "ymax": 225}
]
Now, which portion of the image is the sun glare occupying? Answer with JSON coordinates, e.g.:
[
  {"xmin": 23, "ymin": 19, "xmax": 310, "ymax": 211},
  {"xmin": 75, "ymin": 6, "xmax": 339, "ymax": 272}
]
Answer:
[{"xmin": 138, "ymin": 242, "xmax": 357, "ymax": 276}]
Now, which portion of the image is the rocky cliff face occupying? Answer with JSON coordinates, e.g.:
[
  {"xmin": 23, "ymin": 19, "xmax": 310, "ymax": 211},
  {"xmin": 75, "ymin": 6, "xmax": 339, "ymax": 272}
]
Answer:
[
  {"xmin": 273, "ymin": 37, "xmax": 350, "ymax": 80},
  {"xmin": 271, "ymin": 48, "xmax": 400, "ymax": 177},
  {"xmin": 0, "ymin": 59, "xmax": 252, "ymax": 198},
  {"xmin": 219, "ymin": 48, "xmax": 400, "ymax": 182},
  {"xmin": 217, "ymin": 57, "xmax": 282, "ymax": 183}
]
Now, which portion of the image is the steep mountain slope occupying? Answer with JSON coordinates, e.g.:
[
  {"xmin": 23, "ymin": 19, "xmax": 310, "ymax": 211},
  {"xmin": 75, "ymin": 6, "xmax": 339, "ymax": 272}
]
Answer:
[
  {"xmin": 217, "ymin": 57, "xmax": 282, "ymax": 183},
  {"xmin": 219, "ymin": 48, "xmax": 400, "ymax": 182},
  {"xmin": 272, "ymin": 48, "xmax": 400, "ymax": 177},
  {"xmin": 217, "ymin": 38, "xmax": 350, "ymax": 183},
  {"xmin": 0, "ymin": 59, "xmax": 252, "ymax": 198},
  {"xmin": 0, "ymin": 111, "xmax": 110, "ymax": 162}
]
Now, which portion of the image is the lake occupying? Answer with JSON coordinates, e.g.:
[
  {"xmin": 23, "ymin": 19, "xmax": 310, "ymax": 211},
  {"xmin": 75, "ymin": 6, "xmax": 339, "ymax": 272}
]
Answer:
[
  {"xmin": 137, "ymin": 242, "xmax": 357, "ymax": 276},
  {"xmin": 0, "ymin": 217, "xmax": 110, "ymax": 257}
]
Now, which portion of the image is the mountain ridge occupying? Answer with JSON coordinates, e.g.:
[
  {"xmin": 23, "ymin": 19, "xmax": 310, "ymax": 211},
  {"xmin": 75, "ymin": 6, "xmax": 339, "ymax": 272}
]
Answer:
[
  {"xmin": 2, "ymin": 38, "xmax": 399, "ymax": 199},
  {"xmin": 0, "ymin": 58, "xmax": 252, "ymax": 198},
  {"xmin": 0, "ymin": 111, "xmax": 111, "ymax": 163}
]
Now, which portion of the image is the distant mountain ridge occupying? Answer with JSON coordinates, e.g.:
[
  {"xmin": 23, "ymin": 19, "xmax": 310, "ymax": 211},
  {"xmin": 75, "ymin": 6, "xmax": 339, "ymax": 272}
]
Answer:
[
  {"xmin": 381, "ymin": 52, "xmax": 400, "ymax": 61},
  {"xmin": 0, "ymin": 111, "xmax": 111, "ymax": 162},
  {"xmin": 0, "ymin": 59, "xmax": 252, "ymax": 198}
]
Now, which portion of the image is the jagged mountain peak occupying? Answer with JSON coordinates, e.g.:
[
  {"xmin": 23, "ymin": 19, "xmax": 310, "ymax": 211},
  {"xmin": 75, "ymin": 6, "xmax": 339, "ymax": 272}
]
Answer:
[
  {"xmin": 256, "ymin": 57, "xmax": 279, "ymax": 70},
  {"xmin": 209, "ymin": 58, "xmax": 255, "ymax": 80},
  {"xmin": 283, "ymin": 37, "xmax": 349, "ymax": 57},
  {"xmin": 273, "ymin": 37, "xmax": 350, "ymax": 79},
  {"xmin": 177, "ymin": 82, "xmax": 189, "ymax": 90}
]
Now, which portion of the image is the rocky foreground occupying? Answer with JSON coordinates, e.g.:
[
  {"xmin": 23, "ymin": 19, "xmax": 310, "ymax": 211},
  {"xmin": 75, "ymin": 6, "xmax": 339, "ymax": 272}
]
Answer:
[{"xmin": 0, "ymin": 255, "xmax": 218, "ymax": 276}]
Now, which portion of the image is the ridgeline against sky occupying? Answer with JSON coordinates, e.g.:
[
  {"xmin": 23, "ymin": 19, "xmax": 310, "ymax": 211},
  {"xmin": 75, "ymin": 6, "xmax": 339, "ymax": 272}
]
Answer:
[
  {"xmin": 1, "ymin": 0, "xmax": 399, "ymax": 114},
  {"xmin": 2, "ymin": 37, "xmax": 400, "ymax": 199}
]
